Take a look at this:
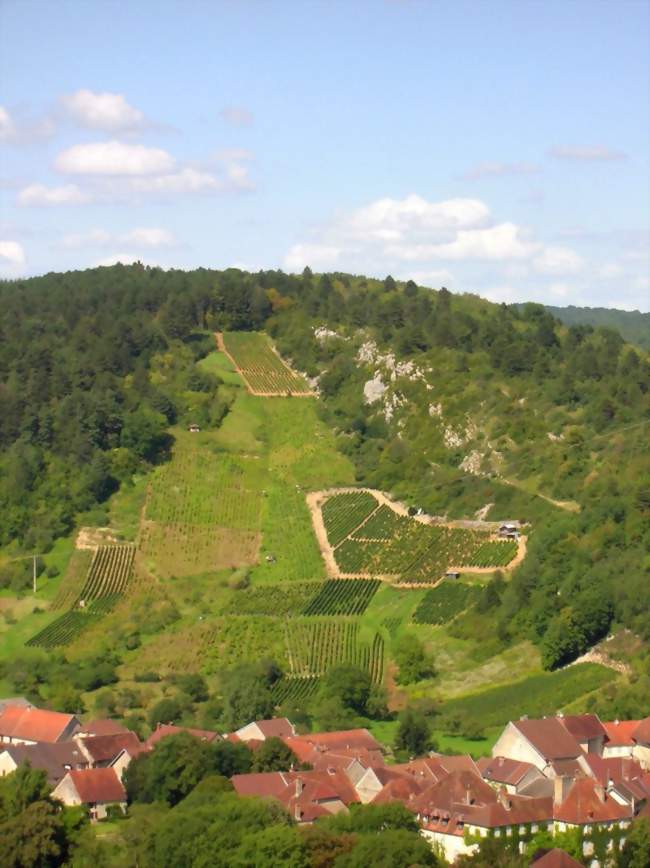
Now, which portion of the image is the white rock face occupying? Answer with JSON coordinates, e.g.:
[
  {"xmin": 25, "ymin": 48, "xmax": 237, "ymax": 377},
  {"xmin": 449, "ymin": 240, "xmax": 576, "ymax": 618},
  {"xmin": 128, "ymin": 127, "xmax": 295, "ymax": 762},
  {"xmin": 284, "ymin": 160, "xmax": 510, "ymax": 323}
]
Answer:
[
  {"xmin": 429, "ymin": 403, "xmax": 443, "ymax": 418},
  {"xmin": 443, "ymin": 426, "xmax": 464, "ymax": 449},
  {"xmin": 357, "ymin": 340, "xmax": 426, "ymax": 383},
  {"xmin": 314, "ymin": 326, "xmax": 341, "ymax": 342},
  {"xmin": 384, "ymin": 392, "xmax": 406, "ymax": 422},
  {"xmin": 363, "ymin": 374, "xmax": 387, "ymax": 404},
  {"xmin": 547, "ymin": 431, "xmax": 564, "ymax": 442},
  {"xmin": 460, "ymin": 450, "xmax": 483, "ymax": 474}
]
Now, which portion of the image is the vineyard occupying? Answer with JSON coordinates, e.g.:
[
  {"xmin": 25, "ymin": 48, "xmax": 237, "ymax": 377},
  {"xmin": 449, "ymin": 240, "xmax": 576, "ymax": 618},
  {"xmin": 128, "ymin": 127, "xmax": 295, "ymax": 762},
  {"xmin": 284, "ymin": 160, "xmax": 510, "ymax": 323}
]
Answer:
[
  {"xmin": 412, "ymin": 582, "xmax": 480, "ymax": 625},
  {"xmin": 285, "ymin": 619, "xmax": 384, "ymax": 682},
  {"xmin": 302, "ymin": 579, "xmax": 381, "ymax": 616},
  {"xmin": 272, "ymin": 675, "xmax": 321, "ymax": 705},
  {"xmin": 225, "ymin": 582, "xmax": 324, "ymax": 616},
  {"xmin": 26, "ymin": 596, "xmax": 121, "ymax": 648},
  {"xmin": 322, "ymin": 491, "xmax": 379, "ymax": 546},
  {"xmin": 320, "ymin": 489, "xmax": 518, "ymax": 582},
  {"xmin": 221, "ymin": 332, "xmax": 312, "ymax": 395},
  {"xmin": 75, "ymin": 545, "xmax": 135, "ymax": 603}
]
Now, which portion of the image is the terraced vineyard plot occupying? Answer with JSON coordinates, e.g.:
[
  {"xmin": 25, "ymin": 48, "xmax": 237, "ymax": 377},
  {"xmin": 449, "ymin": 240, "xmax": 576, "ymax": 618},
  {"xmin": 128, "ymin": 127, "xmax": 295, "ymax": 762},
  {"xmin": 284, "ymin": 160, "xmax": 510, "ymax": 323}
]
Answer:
[
  {"xmin": 272, "ymin": 676, "xmax": 321, "ymax": 705},
  {"xmin": 322, "ymin": 491, "xmax": 378, "ymax": 547},
  {"xmin": 26, "ymin": 597, "xmax": 120, "ymax": 648},
  {"xmin": 222, "ymin": 332, "xmax": 312, "ymax": 395},
  {"xmin": 225, "ymin": 582, "xmax": 324, "ymax": 616},
  {"xmin": 462, "ymin": 540, "xmax": 518, "ymax": 568},
  {"xmin": 286, "ymin": 619, "xmax": 385, "ymax": 682},
  {"xmin": 139, "ymin": 524, "xmax": 260, "ymax": 578},
  {"xmin": 412, "ymin": 582, "xmax": 480, "ymax": 625},
  {"xmin": 303, "ymin": 579, "xmax": 381, "ymax": 616},
  {"xmin": 51, "ymin": 549, "xmax": 93, "ymax": 610},
  {"xmin": 76, "ymin": 545, "xmax": 135, "ymax": 602}
]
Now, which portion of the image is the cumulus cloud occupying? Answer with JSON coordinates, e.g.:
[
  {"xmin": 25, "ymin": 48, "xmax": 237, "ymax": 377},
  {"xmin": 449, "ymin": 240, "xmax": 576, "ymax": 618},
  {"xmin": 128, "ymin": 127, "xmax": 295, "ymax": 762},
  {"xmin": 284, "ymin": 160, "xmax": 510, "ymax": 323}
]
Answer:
[
  {"xmin": 0, "ymin": 105, "xmax": 56, "ymax": 144},
  {"xmin": 63, "ymin": 228, "xmax": 111, "ymax": 248},
  {"xmin": 130, "ymin": 167, "xmax": 220, "ymax": 193},
  {"xmin": 17, "ymin": 183, "xmax": 91, "ymax": 206},
  {"xmin": 61, "ymin": 89, "xmax": 146, "ymax": 132},
  {"xmin": 55, "ymin": 140, "xmax": 175, "ymax": 175},
  {"xmin": 549, "ymin": 145, "xmax": 627, "ymax": 162},
  {"xmin": 220, "ymin": 105, "xmax": 254, "ymax": 126},
  {"xmin": 532, "ymin": 246, "xmax": 584, "ymax": 275},
  {"xmin": 0, "ymin": 240, "xmax": 26, "ymax": 276},
  {"xmin": 284, "ymin": 243, "xmax": 342, "ymax": 272},
  {"xmin": 122, "ymin": 227, "xmax": 175, "ymax": 247},
  {"xmin": 463, "ymin": 161, "xmax": 541, "ymax": 180},
  {"xmin": 387, "ymin": 222, "xmax": 538, "ymax": 262},
  {"xmin": 63, "ymin": 227, "xmax": 176, "ymax": 249}
]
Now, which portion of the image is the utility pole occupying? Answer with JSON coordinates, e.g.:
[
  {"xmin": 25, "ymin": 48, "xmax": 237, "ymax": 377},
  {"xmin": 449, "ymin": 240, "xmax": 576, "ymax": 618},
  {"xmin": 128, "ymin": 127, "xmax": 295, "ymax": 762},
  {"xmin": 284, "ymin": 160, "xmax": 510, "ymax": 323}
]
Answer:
[{"xmin": 33, "ymin": 554, "xmax": 37, "ymax": 594}]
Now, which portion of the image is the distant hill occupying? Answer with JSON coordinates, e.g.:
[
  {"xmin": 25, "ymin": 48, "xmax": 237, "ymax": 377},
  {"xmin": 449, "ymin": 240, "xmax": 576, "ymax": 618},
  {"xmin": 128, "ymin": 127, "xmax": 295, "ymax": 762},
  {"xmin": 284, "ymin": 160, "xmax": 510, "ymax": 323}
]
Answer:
[{"xmin": 544, "ymin": 305, "xmax": 650, "ymax": 350}]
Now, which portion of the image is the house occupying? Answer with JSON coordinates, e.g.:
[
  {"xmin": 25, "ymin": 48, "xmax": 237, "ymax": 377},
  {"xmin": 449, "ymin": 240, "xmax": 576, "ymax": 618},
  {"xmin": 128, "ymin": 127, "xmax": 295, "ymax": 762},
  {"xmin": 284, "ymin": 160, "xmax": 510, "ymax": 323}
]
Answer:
[
  {"xmin": 52, "ymin": 767, "xmax": 127, "ymax": 821},
  {"xmin": 231, "ymin": 768, "xmax": 358, "ymax": 823},
  {"xmin": 631, "ymin": 718, "xmax": 650, "ymax": 769},
  {"xmin": 75, "ymin": 719, "xmax": 131, "ymax": 739},
  {"xmin": 491, "ymin": 717, "xmax": 584, "ymax": 775},
  {"xmin": 557, "ymin": 713, "xmax": 606, "ymax": 755},
  {"xmin": 602, "ymin": 720, "xmax": 640, "ymax": 758},
  {"xmin": 282, "ymin": 728, "xmax": 382, "ymax": 765},
  {"xmin": 75, "ymin": 732, "xmax": 143, "ymax": 772},
  {"xmin": 188, "ymin": 424, "xmax": 200, "ymax": 433},
  {"xmin": 477, "ymin": 756, "xmax": 548, "ymax": 795},
  {"xmin": 0, "ymin": 741, "xmax": 88, "ymax": 785},
  {"xmin": 145, "ymin": 723, "xmax": 221, "ymax": 750},
  {"xmin": 0, "ymin": 705, "xmax": 81, "ymax": 745},
  {"xmin": 498, "ymin": 522, "xmax": 520, "ymax": 540},
  {"xmin": 234, "ymin": 717, "xmax": 296, "ymax": 743},
  {"xmin": 0, "ymin": 697, "xmax": 33, "ymax": 714}
]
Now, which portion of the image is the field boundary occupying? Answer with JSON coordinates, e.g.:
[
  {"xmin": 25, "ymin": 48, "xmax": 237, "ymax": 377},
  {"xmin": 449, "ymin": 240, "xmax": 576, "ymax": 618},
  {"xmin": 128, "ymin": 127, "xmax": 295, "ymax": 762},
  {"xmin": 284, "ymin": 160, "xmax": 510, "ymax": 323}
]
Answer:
[
  {"xmin": 215, "ymin": 332, "xmax": 316, "ymax": 397},
  {"xmin": 307, "ymin": 486, "xmax": 527, "ymax": 584}
]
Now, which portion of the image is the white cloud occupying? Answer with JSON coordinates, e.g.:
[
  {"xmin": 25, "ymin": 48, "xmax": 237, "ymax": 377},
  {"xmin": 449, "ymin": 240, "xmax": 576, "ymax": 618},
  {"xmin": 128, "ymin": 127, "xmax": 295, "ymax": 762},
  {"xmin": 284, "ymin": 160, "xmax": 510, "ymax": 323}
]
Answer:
[
  {"xmin": 549, "ymin": 145, "xmax": 627, "ymax": 162},
  {"xmin": 17, "ymin": 183, "xmax": 91, "ymax": 206},
  {"xmin": 387, "ymin": 222, "xmax": 538, "ymax": 262},
  {"xmin": 0, "ymin": 240, "xmax": 26, "ymax": 276},
  {"xmin": 130, "ymin": 167, "xmax": 220, "ymax": 193},
  {"xmin": 213, "ymin": 148, "xmax": 255, "ymax": 191},
  {"xmin": 397, "ymin": 268, "xmax": 454, "ymax": 287},
  {"xmin": 481, "ymin": 285, "xmax": 523, "ymax": 304},
  {"xmin": 220, "ymin": 106, "xmax": 253, "ymax": 127},
  {"xmin": 61, "ymin": 89, "xmax": 145, "ymax": 132},
  {"xmin": 63, "ymin": 228, "xmax": 111, "ymax": 248},
  {"xmin": 94, "ymin": 253, "xmax": 143, "ymax": 267},
  {"xmin": 533, "ymin": 246, "xmax": 584, "ymax": 275},
  {"xmin": 122, "ymin": 227, "xmax": 175, "ymax": 247},
  {"xmin": 284, "ymin": 243, "xmax": 342, "ymax": 272},
  {"xmin": 0, "ymin": 106, "xmax": 16, "ymax": 141},
  {"xmin": 463, "ymin": 161, "xmax": 541, "ymax": 180},
  {"xmin": 55, "ymin": 140, "xmax": 174, "ymax": 175}
]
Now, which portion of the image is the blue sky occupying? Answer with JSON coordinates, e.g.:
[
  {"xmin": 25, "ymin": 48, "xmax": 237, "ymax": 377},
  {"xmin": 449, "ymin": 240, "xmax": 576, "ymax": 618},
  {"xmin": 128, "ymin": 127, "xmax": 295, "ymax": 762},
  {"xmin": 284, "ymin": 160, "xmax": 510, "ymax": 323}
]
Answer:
[{"xmin": 1, "ymin": 0, "xmax": 648, "ymax": 310}]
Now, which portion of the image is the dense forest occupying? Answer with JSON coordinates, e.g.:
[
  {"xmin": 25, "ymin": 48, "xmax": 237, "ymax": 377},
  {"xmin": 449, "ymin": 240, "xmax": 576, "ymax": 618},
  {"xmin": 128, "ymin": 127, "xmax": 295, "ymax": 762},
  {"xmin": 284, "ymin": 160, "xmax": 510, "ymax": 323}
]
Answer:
[
  {"xmin": 544, "ymin": 304, "xmax": 650, "ymax": 350},
  {"xmin": 0, "ymin": 264, "xmax": 648, "ymax": 680}
]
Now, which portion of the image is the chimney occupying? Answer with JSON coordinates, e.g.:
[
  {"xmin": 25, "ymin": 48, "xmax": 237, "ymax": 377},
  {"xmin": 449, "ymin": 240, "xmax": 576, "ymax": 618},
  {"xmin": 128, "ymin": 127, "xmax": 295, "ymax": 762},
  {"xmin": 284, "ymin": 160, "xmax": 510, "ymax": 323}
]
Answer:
[
  {"xmin": 553, "ymin": 775, "xmax": 571, "ymax": 807},
  {"xmin": 295, "ymin": 777, "xmax": 303, "ymax": 797},
  {"xmin": 594, "ymin": 783, "xmax": 605, "ymax": 803}
]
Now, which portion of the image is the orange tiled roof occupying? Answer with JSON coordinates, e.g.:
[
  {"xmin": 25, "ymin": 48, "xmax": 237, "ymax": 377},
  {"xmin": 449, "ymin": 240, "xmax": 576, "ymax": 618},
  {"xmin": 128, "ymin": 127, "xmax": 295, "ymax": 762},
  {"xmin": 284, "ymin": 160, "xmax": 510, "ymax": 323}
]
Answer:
[
  {"xmin": 553, "ymin": 777, "xmax": 632, "ymax": 825},
  {"xmin": 0, "ymin": 705, "xmax": 78, "ymax": 743},
  {"xmin": 68, "ymin": 768, "xmax": 126, "ymax": 804},
  {"xmin": 602, "ymin": 720, "xmax": 641, "ymax": 747}
]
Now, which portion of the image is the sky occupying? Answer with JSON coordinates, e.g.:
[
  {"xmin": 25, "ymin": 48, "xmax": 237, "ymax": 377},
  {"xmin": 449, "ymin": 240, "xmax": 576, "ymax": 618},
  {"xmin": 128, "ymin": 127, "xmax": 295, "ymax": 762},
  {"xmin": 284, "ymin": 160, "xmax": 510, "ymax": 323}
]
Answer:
[{"xmin": 1, "ymin": 0, "xmax": 649, "ymax": 311}]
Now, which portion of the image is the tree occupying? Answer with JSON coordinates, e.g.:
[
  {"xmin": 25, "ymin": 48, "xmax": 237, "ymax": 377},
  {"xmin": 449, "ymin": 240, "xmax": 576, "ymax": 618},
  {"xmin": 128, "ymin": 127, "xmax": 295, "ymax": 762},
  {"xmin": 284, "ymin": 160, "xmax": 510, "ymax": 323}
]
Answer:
[
  {"xmin": 618, "ymin": 817, "xmax": 650, "ymax": 868},
  {"xmin": 393, "ymin": 634, "xmax": 435, "ymax": 685},
  {"xmin": 323, "ymin": 802, "xmax": 420, "ymax": 835},
  {"xmin": 236, "ymin": 824, "xmax": 309, "ymax": 868},
  {"xmin": 252, "ymin": 737, "xmax": 301, "ymax": 773},
  {"xmin": 0, "ymin": 800, "xmax": 68, "ymax": 868},
  {"xmin": 334, "ymin": 829, "xmax": 438, "ymax": 867},
  {"xmin": 394, "ymin": 707, "xmax": 431, "ymax": 756},
  {"xmin": 0, "ymin": 762, "xmax": 50, "ymax": 821},
  {"xmin": 147, "ymin": 697, "xmax": 184, "ymax": 729},
  {"xmin": 319, "ymin": 664, "xmax": 372, "ymax": 715},
  {"xmin": 221, "ymin": 662, "xmax": 277, "ymax": 730}
]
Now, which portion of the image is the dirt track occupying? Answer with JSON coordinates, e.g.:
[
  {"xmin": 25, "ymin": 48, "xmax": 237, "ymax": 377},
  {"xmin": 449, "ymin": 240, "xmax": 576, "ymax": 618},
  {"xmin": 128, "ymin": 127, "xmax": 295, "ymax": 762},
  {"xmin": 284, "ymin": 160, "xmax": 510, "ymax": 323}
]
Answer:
[{"xmin": 306, "ymin": 487, "xmax": 527, "ymax": 583}]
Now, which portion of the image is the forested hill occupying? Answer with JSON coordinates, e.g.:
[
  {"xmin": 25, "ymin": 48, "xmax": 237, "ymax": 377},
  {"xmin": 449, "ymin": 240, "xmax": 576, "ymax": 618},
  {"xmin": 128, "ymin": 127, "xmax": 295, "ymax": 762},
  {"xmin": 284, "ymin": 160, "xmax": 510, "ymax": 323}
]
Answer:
[
  {"xmin": 544, "ymin": 304, "xmax": 650, "ymax": 350},
  {"xmin": 1, "ymin": 264, "xmax": 649, "ymax": 671}
]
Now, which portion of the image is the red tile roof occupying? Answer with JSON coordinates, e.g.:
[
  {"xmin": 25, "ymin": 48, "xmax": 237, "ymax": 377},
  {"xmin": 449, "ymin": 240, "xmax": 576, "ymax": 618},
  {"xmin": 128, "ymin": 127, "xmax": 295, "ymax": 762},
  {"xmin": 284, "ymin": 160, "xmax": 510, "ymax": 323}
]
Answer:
[
  {"xmin": 78, "ymin": 719, "xmax": 130, "ymax": 738},
  {"xmin": 67, "ymin": 768, "xmax": 126, "ymax": 804},
  {"xmin": 602, "ymin": 720, "xmax": 641, "ymax": 747},
  {"xmin": 145, "ymin": 723, "xmax": 221, "ymax": 750},
  {"xmin": 531, "ymin": 848, "xmax": 584, "ymax": 867},
  {"xmin": 0, "ymin": 705, "xmax": 79, "ymax": 743},
  {"xmin": 553, "ymin": 777, "xmax": 632, "ymax": 825},
  {"xmin": 252, "ymin": 718, "xmax": 296, "ymax": 739},
  {"xmin": 631, "ymin": 717, "xmax": 650, "ymax": 744},
  {"xmin": 81, "ymin": 732, "xmax": 142, "ymax": 764},
  {"xmin": 283, "ymin": 729, "xmax": 382, "ymax": 763},
  {"xmin": 1, "ymin": 741, "xmax": 88, "ymax": 785},
  {"xmin": 372, "ymin": 775, "xmax": 427, "ymax": 805},
  {"xmin": 583, "ymin": 754, "xmax": 644, "ymax": 787},
  {"xmin": 513, "ymin": 718, "xmax": 582, "ymax": 761},
  {"xmin": 478, "ymin": 756, "xmax": 538, "ymax": 786},
  {"xmin": 558, "ymin": 714, "xmax": 606, "ymax": 742}
]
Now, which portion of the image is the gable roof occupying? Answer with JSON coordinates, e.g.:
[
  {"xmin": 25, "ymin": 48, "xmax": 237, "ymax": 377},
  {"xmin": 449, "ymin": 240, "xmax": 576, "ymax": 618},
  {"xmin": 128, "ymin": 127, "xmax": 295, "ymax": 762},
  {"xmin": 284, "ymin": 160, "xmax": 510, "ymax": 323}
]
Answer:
[
  {"xmin": 558, "ymin": 714, "xmax": 606, "ymax": 742},
  {"xmin": 0, "ymin": 697, "xmax": 33, "ymax": 713},
  {"xmin": 1, "ymin": 741, "xmax": 87, "ymax": 785},
  {"xmin": 231, "ymin": 767, "xmax": 359, "ymax": 821},
  {"xmin": 80, "ymin": 732, "xmax": 142, "ymax": 764},
  {"xmin": 0, "ymin": 705, "xmax": 79, "ymax": 743},
  {"xmin": 478, "ymin": 756, "xmax": 538, "ymax": 786},
  {"xmin": 531, "ymin": 848, "xmax": 584, "ymax": 867},
  {"xmin": 554, "ymin": 777, "xmax": 632, "ymax": 825},
  {"xmin": 512, "ymin": 718, "xmax": 582, "ymax": 761},
  {"xmin": 283, "ymin": 729, "xmax": 382, "ymax": 762},
  {"xmin": 631, "ymin": 717, "xmax": 650, "ymax": 744},
  {"xmin": 67, "ymin": 768, "xmax": 126, "ymax": 804},
  {"xmin": 247, "ymin": 718, "xmax": 295, "ymax": 739},
  {"xmin": 145, "ymin": 723, "xmax": 221, "ymax": 750},
  {"xmin": 77, "ymin": 719, "xmax": 130, "ymax": 738},
  {"xmin": 602, "ymin": 720, "xmax": 640, "ymax": 747}
]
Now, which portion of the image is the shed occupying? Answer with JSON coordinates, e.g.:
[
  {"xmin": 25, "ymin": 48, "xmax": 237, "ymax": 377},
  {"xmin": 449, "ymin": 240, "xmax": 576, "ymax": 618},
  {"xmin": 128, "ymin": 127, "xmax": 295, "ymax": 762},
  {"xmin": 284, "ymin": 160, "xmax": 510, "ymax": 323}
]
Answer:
[{"xmin": 188, "ymin": 424, "xmax": 201, "ymax": 433}]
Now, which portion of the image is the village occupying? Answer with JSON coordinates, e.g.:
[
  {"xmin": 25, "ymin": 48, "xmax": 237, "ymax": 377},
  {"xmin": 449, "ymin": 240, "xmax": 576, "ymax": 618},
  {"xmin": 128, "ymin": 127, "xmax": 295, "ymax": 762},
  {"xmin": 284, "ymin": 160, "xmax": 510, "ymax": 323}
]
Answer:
[{"xmin": 1, "ymin": 697, "xmax": 649, "ymax": 867}]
